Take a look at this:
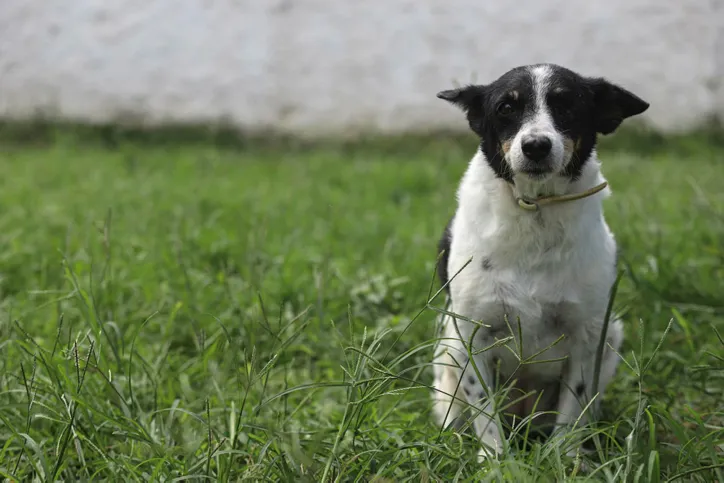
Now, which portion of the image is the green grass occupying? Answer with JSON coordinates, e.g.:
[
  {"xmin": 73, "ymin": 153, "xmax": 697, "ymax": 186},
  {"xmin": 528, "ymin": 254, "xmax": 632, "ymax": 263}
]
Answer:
[{"xmin": 0, "ymin": 126, "xmax": 722, "ymax": 481}]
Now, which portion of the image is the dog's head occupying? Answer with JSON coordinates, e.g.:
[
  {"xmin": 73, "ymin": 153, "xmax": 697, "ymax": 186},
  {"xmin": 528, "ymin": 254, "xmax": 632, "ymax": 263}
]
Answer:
[{"xmin": 438, "ymin": 64, "xmax": 649, "ymax": 181}]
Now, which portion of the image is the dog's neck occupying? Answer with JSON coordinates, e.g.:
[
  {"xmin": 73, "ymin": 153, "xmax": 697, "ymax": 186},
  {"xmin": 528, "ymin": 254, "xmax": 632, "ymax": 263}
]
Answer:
[
  {"xmin": 509, "ymin": 173, "xmax": 575, "ymax": 201},
  {"xmin": 460, "ymin": 150, "xmax": 609, "ymax": 218},
  {"xmin": 456, "ymin": 150, "xmax": 610, "ymax": 265},
  {"xmin": 509, "ymin": 153, "xmax": 604, "ymax": 202}
]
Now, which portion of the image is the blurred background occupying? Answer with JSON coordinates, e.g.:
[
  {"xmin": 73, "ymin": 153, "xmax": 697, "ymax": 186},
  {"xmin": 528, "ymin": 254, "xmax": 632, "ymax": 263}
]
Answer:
[{"xmin": 1, "ymin": 0, "xmax": 723, "ymax": 135}]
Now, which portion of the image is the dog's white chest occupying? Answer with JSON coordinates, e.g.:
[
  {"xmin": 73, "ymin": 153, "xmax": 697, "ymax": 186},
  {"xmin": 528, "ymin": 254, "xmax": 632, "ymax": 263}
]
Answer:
[
  {"xmin": 451, "ymin": 256, "xmax": 582, "ymax": 370},
  {"xmin": 447, "ymin": 176, "xmax": 616, "ymax": 377}
]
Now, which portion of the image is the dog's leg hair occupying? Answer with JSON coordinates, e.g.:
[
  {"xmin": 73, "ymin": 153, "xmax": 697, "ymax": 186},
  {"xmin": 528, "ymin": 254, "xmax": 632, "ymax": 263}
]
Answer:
[
  {"xmin": 431, "ymin": 321, "xmax": 466, "ymax": 429},
  {"xmin": 432, "ymin": 314, "xmax": 504, "ymax": 460},
  {"xmin": 463, "ymin": 347, "xmax": 504, "ymax": 461},
  {"xmin": 554, "ymin": 318, "xmax": 623, "ymax": 452},
  {"xmin": 454, "ymin": 313, "xmax": 505, "ymax": 460}
]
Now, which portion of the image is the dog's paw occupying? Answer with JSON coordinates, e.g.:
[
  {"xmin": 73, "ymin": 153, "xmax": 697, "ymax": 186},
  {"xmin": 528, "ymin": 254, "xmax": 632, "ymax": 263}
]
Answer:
[
  {"xmin": 477, "ymin": 436, "xmax": 503, "ymax": 463},
  {"xmin": 566, "ymin": 448, "xmax": 592, "ymax": 473},
  {"xmin": 477, "ymin": 447, "xmax": 500, "ymax": 464}
]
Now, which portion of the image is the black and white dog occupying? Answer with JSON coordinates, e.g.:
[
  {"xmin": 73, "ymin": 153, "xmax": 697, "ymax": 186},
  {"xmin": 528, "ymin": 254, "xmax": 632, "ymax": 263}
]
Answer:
[{"xmin": 432, "ymin": 64, "xmax": 648, "ymax": 461}]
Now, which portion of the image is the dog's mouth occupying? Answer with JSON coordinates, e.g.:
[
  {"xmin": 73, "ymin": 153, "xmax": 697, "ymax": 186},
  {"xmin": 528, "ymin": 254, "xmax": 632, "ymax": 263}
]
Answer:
[{"xmin": 520, "ymin": 166, "xmax": 554, "ymax": 179}]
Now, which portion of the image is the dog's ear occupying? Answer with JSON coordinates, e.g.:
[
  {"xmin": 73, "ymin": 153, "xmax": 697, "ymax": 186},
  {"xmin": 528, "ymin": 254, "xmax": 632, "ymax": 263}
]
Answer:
[
  {"xmin": 437, "ymin": 85, "xmax": 488, "ymax": 135},
  {"xmin": 587, "ymin": 78, "xmax": 649, "ymax": 135},
  {"xmin": 436, "ymin": 85, "xmax": 485, "ymax": 113}
]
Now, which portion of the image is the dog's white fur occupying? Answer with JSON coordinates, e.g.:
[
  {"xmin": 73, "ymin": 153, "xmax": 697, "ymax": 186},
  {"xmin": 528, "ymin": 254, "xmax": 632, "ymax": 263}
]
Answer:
[{"xmin": 432, "ymin": 65, "xmax": 623, "ymax": 461}]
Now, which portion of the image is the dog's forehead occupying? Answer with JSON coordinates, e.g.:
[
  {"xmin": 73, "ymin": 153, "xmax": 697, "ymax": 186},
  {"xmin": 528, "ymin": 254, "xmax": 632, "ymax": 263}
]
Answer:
[
  {"xmin": 546, "ymin": 66, "xmax": 587, "ymax": 89},
  {"xmin": 490, "ymin": 64, "xmax": 587, "ymax": 96},
  {"xmin": 538, "ymin": 65, "xmax": 590, "ymax": 97},
  {"xmin": 488, "ymin": 67, "xmax": 535, "ymax": 98}
]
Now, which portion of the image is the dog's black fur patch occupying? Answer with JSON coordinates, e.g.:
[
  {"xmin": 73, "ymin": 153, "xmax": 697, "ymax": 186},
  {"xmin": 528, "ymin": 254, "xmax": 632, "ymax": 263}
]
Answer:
[{"xmin": 436, "ymin": 217, "xmax": 454, "ymax": 292}]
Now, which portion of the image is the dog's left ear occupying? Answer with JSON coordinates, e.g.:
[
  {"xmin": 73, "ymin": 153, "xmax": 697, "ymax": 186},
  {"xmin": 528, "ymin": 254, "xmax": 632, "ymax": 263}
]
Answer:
[{"xmin": 587, "ymin": 78, "xmax": 649, "ymax": 135}]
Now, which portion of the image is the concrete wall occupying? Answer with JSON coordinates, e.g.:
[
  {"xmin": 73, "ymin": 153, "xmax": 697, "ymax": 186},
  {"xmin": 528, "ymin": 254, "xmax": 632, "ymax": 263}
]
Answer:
[{"xmin": 1, "ymin": 0, "xmax": 723, "ymax": 135}]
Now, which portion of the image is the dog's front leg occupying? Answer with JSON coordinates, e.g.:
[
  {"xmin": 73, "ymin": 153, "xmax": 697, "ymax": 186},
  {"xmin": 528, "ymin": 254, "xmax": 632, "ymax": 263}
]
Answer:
[
  {"xmin": 555, "ymin": 347, "xmax": 594, "ymax": 430},
  {"xmin": 554, "ymin": 320, "xmax": 624, "ymax": 454},
  {"xmin": 458, "ymin": 339, "xmax": 504, "ymax": 462}
]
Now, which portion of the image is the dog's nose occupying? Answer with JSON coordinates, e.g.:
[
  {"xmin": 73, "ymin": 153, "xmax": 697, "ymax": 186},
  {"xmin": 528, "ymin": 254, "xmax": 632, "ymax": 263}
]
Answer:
[{"xmin": 521, "ymin": 135, "xmax": 552, "ymax": 161}]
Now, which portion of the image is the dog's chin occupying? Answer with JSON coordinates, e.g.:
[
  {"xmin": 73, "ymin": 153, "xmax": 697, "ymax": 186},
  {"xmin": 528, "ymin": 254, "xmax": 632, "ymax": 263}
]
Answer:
[
  {"xmin": 506, "ymin": 155, "xmax": 560, "ymax": 180},
  {"xmin": 514, "ymin": 158, "xmax": 568, "ymax": 181},
  {"xmin": 519, "ymin": 167, "xmax": 554, "ymax": 180}
]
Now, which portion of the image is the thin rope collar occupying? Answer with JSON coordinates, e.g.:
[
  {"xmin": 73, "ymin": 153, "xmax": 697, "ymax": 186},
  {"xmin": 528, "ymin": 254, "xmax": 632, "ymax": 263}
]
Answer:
[{"xmin": 516, "ymin": 181, "xmax": 609, "ymax": 212}]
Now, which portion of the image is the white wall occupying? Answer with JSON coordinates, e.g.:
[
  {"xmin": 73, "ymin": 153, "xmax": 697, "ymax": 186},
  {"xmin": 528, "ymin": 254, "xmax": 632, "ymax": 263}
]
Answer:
[{"xmin": 1, "ymin": 0, "xmax": 722, "ymax": 135}]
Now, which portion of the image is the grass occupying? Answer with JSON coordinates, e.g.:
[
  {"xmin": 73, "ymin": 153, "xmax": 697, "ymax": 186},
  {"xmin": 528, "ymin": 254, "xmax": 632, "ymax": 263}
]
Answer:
[{"xmin": 0, "ymin": 124, "xmax": 722, "ymax": 481}]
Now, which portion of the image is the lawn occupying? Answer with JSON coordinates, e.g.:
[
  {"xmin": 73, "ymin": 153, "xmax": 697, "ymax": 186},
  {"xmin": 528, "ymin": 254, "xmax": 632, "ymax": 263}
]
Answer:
[{"xmin": 0, "ymin": 126, "xmax": 722, "ymax": 481}]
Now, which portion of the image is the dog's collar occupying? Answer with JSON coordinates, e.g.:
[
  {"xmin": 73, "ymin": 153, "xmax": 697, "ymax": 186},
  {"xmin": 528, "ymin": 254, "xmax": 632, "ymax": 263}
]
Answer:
[{"xmin": 516, "ymin": 181, "xmax": 609, "ymax": 212}]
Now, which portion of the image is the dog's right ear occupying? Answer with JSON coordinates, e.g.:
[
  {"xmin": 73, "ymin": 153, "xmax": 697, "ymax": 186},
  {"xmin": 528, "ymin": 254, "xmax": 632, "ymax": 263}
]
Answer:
[
  {"xmin": 437, "ymin": 85, "xmax": 488, "ymax": 136},
  {"xmin": 436, "ymin": 85, "xmax": 486, "ymax": 113}
]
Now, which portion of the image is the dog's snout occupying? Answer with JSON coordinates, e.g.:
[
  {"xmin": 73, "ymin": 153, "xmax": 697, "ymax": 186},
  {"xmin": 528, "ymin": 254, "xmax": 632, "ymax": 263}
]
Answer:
[{"xmin": 521, "ymin": 135, "xmax": 552, "ymax": 162}]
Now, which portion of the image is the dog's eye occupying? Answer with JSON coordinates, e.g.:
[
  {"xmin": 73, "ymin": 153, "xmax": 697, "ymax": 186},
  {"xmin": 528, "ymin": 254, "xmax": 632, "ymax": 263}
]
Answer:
[
  {"xmin": 555, "ymin": 104, "xmax": 573, "ymax": 117},
  {"xmin": 497, "ymin": 102, "xmax": 515, "ymax": 117},
  {"xmin": 549, "ymin": 96, "xmax": 574, "ymax": 116}
]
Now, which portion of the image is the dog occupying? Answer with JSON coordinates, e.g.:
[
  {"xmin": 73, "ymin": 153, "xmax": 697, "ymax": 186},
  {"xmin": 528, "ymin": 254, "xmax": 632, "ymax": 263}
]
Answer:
[{"xmin": 431, "ymin": 63, "xmax": 648, "ymax": 462}]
